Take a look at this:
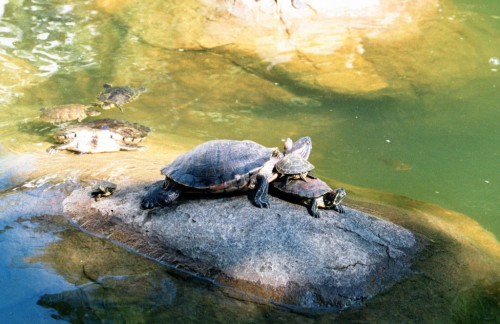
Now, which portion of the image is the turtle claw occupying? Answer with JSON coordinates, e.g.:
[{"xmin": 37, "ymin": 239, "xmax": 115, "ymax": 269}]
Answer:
[
  {"xmin": 255, "ymin": 197, "xmax": 271, "ymax": 209},
  {"xmin": 254, "ymin": 174, "xmax": 271, "ymax": 208},
  {"xmin": 46, "ymin": 146, "xmax": 59, "ymax": 154},
  {"xmin": 334, "ymin": 204, "xmax": 345, "ymax": 214}
]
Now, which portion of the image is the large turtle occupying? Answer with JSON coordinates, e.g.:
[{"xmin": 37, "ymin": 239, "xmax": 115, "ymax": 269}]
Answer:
[
  {"xmin": 40, "ymin": 104, "xmax": 101, "ymax": 124},
  {"xmin": 47, "ymin": 118, "xmax": 151, "ymax": 154},
  {"xmin": 271, "ymin": 176, "xmax": 346, "ymax": 218},
  {"xmin": 95, "ymin": 84, "xmax": 146, "ymax": 111},
  {"xmin": 140, "ymin": 137, "xmax": 312, "ymax": 209}
]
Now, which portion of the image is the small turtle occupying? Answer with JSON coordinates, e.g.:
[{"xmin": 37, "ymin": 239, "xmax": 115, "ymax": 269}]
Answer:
[
  {"xmin": 272, "ymin": 176, "xmax": 346, "ymax": 218},
  {"xmin": 91, "ymin": 180, "xmax": 117, "ymax": 201},
  {"xmin": 40, "ymin": 104, "xmax": 101, "ymax": 124},
  {"xmin": 275, "ymin": 153, "xmax": 315, "ymax": 182},
  {"xmin": 140, "ymin": 137, "xmax": 312, "ymax": 210},
  {"xmin": 47, "ymin": 118, "xmax": 151, "ymax": 154},
  {"xmin": 95, "ymin": 83, "xmax": 146, "ymax": 111}
]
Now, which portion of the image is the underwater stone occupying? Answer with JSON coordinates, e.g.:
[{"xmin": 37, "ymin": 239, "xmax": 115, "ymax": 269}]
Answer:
[{"xmin": 63, "ymin": 181, "xmax": 422, "ymax": 311}]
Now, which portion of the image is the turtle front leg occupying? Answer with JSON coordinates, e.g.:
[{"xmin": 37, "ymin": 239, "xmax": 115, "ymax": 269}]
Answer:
[
  {"xmin": 333, "ymin": 203, "xmax": 345, "ymax": 214},
  {"xmin": 47, "ymin": 143, "xmax": 71, "ymax": 154},
  {"xmin": 253, "ymin": 174, "xmax": 270, "ymax": 208},
  {"xmin": 309, "ymin": 199, "xmax": 320, "ymax": 218}
]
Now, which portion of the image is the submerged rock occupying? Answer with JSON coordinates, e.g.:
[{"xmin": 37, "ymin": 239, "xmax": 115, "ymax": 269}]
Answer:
[
  {"xmin": 95, "ymin": 0, "xmax": 500, "ymax": 98},
  {"xmin": 63, "ymin": 181, "xmax": 422, "ymax": 311}
]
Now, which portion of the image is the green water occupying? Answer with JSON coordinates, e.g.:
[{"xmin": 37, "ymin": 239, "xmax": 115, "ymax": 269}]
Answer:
[{"xmin": 0, "ymin": 0, "xmax": 499, "ymax": 321}]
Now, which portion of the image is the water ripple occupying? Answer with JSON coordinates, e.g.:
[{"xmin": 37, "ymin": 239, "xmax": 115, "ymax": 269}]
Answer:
[
  {"xmin": 2, "ymin": 0, "xmax": 100, "ymax": 76},
  {"xmin": 0, "ymin": 21, "xmax": 22, "ymax": 49}
]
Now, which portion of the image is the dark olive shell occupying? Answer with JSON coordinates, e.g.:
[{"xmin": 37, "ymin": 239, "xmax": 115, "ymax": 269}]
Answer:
[
  {"xmin": 54, "ymin": 118, "xmax": 150, "ymax": 141},
  {"xmin": 96, "ymin": 84, "xmax": 145, "ymax": 108},
  {"xmin": 161, "ymin": 140, "xmax": 276, "ymax": 191},
  {"xmin": 272, "ymin": 177, "xmax": 332, "ymax": 199},
  {"xmin": 275, "ymin": 153, "xmax": 314, "ymax": 175}
]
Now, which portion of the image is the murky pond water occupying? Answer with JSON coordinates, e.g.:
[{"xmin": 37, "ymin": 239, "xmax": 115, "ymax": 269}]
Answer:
[{"xmin": 0, "ymin": 0, "xmax": 499, "ymax": 322}]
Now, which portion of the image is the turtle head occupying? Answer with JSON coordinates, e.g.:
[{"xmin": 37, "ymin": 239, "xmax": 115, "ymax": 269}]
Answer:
[
  {"xmin": 323, "ymin": 187, "xmax": 346, "ymax": 209},
  {"xmin": 284, "ymin": 136, "xmax": 312, "ymax": 160},
  {"xmin": 94, "ymin": 181, "xmax": 117, "ymax": 195},
  {"xmin": 101, "ymin": 181, "xmax": 117, "ymax": 191},
  {"xmin": 283, "ymin": 138, "xmax": 294, "ymax": 152},
  {"xmin": 55, "ymin": 131, "xmax": 76, "ymax": 143},
  {"xmin": 85, "ymin": 107, "xmax": 102, "ymax": 117}
]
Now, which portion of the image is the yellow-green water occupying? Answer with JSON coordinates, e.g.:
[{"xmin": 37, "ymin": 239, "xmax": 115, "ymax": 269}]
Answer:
[{"xmin": 0, "ymin": 0, "xmax": 499, "ymax": 322}]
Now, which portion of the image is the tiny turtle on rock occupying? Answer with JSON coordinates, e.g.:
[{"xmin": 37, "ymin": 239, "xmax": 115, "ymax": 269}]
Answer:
[
  {"xmin": 272, "ymin": 176, "xmax": 346, "ymax": 218},
  {"xmin": 47, "ymin": 118, "xmax": 151, "ymax": 154},
  {"xmin": 91, "ymin": 180, "xmax": 117, "ymax": 201},
  {"xmin": 141, "ymin": 137, "xmax": 312, "ymax": 210},
  {"xmin": 95, "ymin": 83, "xmax": 146, "ymax": 111},
  {"xmin": 40, "ymin": 104, "xmax": 101, "ymax": 124}
]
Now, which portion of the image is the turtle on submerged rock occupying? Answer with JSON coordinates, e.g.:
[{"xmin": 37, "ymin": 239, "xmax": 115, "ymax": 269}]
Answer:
[
  {"xmin": 272, "ymin": 176, "xmax": 346, "ymax": 218},
  {"xmin": 140, "ymin": 137, "xmax": 312, "ymax": 210},
  {"xmin": 47, "ymin": 118, "xmax": 151, "ymax": 154},
  {"xmin": 95, "ymin": 84, "xmax": 146, "ymax": 111},
  {"xmin": 40, "ymin": 104, "xmax": 101, "ymax": 124}
]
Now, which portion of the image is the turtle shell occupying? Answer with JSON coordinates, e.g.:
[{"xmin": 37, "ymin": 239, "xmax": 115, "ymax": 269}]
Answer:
[
  {"xmin": 272, "ymin": 177, "xmax": 332, "ymax": 199},
  {"xmin": 49, "ymin": 118, "xmax": 151, "ymax": 153},
  {"xmin": 54, "ymin": 118, "xmax": 151, "ymax": 143},
  {"xmin": 275, "ymin": 153, "xmax": 314, "ymax": 175},
  {"xmin": 161, "ymin": 140, "xmax": 277, "ymax": 192},
  {"xmin": 96, "ymin": 84, "xmax": 145, "ymax": 109},
  {"xmin": 91, "ymin": 180, "xmax": 117, "ymax": 200},
  {"xmin": 40, "ymin": 104, "xmax": 100, "ymax": 123}
]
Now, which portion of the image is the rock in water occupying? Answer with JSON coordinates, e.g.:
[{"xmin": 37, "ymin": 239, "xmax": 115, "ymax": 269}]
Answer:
[{"xmin": 63, "ymin": 181, "xmax": 422, "ymax": 311}]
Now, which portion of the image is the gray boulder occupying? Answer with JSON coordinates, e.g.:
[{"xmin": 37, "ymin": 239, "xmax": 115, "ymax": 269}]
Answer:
[{"xmin": 63, "ymin": 181, "xmax": 421, "ymax": 311}]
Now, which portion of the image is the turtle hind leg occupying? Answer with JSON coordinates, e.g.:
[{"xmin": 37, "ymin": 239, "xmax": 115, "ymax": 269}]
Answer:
[
  {"xmin": 140, "ymin": 181, "xmax": 182, "ymax": 209},
  {"xmin": 253, "ymin": 174, "xmax": 270, "ymax": 208},
  {"xmin": 118, "ymin": 144, "xmax": 144, "ymax": 151}
]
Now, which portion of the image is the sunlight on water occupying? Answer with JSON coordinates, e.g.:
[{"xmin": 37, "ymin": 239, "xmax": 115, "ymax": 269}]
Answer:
[
  {"xmin": 3, "ymin": 0, "xmax": 101, "ymax": 77},
  {"xmin": 0, "ymin": 0, "xmax": 499, "ymax": 321}
]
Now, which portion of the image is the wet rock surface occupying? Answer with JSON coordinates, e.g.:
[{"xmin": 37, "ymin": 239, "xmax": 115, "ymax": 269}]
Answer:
[
  {"xmin": 63, "ymin": 181, "xmax": 422, "ymax": 311},
  {"xmin": 93, "ymin": 0, "xmax": 500, "ymax": 98}
]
